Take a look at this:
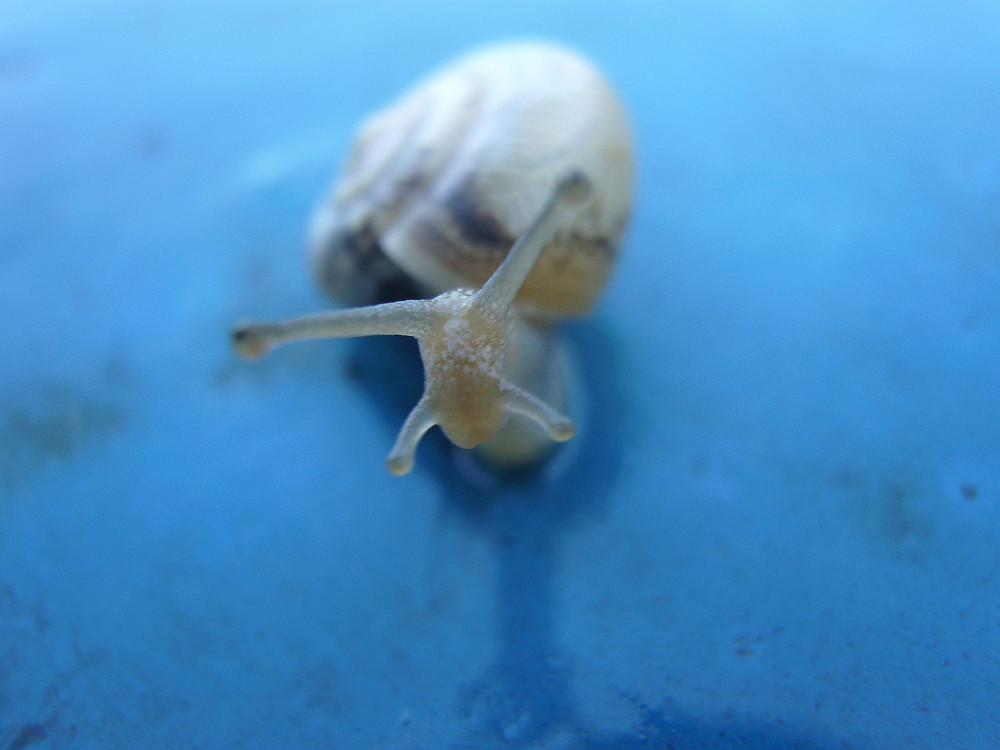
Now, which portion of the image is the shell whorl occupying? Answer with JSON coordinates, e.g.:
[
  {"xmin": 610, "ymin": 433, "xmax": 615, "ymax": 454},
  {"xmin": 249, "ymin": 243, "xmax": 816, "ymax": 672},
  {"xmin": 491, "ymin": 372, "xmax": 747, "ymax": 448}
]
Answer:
[{"xmin": 310, "ymin": 41, "xmax": 634, "ymax": 317}]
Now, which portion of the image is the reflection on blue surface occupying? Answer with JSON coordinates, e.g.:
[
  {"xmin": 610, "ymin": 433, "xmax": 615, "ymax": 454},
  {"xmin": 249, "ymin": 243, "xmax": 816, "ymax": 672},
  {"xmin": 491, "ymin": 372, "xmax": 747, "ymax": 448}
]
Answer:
[{"xmin": 2, "ymin": 1, "xmax": 999, "ymax": 748}]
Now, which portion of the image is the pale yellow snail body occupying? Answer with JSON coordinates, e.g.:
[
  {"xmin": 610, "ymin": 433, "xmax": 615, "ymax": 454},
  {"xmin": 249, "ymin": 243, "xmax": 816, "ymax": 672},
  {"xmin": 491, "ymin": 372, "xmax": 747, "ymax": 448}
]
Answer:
[{"xmin": 233, "ymin": 41, "xmax": 634, "ymax": 475}]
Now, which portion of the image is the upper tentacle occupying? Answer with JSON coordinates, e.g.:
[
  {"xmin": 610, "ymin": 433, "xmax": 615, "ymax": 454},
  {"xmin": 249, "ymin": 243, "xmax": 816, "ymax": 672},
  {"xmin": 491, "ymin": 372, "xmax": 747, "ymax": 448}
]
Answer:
[
  {"xmin": 472, "ymin": 172, "xmax": 592, "ymax": 319},
  {"xmin": 233, "ymin": 298, "xmax": 437, "ymax": 358}
]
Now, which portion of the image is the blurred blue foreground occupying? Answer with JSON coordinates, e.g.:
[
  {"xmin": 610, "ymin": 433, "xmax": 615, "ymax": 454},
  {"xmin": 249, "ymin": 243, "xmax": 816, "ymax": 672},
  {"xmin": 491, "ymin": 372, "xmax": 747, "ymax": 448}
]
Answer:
[{"xmin": 1, "ymin": 1, "xmax": 999, "ymax": 748}]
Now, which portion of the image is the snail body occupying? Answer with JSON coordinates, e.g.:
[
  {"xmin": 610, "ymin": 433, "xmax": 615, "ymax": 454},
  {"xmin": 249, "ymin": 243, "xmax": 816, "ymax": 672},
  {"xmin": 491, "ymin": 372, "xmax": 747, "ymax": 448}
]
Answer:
[{"xmin": 234, "ymin": 41, "xmax": 634, "ymax": 475}]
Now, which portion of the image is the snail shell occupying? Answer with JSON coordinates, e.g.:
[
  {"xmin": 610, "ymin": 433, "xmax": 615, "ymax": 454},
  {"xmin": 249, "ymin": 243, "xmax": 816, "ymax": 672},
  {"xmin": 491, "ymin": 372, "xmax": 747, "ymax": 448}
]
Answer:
[
  {"xmin": 309, "ymin": 40, "xmax": 634, "ymax": 319},
  {"xmin": 234, "ymin": 41, "xmax": 634, "ymax": 475}
]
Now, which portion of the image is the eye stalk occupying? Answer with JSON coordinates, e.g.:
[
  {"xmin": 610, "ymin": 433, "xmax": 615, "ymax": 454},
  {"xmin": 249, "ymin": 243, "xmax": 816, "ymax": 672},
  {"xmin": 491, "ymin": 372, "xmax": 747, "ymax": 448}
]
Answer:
[{"xmin": 233, "ymin": 172, "xmax": 591, "ymax": 475}]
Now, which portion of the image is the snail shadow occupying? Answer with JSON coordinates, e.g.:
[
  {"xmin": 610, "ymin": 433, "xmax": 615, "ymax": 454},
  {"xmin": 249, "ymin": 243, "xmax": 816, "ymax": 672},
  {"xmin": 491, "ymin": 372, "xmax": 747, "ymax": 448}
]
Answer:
[
  {"xmin": 343, "ymin": 320, "xmax": 622, "ymax": 737},
  {"xmin": 435, "ymin": 321, "xmax": 625, "ymax": 746},
  {"xmin": 342, "ymin": 327, "xmax": 838, "ymax": 749}
]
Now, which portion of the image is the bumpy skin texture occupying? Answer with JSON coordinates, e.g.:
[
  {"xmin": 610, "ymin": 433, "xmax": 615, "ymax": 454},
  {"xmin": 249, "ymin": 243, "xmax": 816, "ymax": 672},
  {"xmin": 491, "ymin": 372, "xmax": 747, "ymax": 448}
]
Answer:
[
  {"xmin": 418, "ymin": 292, "xmax": 509, "ymax": 449},
  {"xmin": 233, "ymin": 174, "xmax": 589, "ymax": 475}
]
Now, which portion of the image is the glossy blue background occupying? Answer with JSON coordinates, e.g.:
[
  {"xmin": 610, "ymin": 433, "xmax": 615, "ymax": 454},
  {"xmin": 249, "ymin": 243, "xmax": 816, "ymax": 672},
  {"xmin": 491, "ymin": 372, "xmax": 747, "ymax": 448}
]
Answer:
[{"xmin": 2, "ymin": 1, "xmax": 998, "ymax": 748}]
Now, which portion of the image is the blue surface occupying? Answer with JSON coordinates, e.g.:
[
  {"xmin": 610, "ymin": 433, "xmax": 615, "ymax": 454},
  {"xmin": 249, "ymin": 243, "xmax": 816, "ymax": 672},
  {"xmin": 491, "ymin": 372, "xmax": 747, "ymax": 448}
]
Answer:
[{"xmin": 2, "ymin": 2, "xmax": 999, "ymax": 748}]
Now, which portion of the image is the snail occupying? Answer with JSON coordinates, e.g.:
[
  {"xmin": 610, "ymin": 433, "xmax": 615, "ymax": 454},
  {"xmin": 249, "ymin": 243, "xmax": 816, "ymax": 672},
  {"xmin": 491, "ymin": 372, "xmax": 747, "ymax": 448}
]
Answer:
[{"xmin": 233, "ymin": 41, "xmax": 634, "ymax": 476}]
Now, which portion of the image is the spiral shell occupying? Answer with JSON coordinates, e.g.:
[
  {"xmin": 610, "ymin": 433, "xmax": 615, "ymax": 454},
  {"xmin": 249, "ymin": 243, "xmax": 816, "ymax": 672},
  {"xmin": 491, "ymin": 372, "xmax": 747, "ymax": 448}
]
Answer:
[{"xmin": 309, "ymin": 41, "xmax": 634, "ymax": 318}]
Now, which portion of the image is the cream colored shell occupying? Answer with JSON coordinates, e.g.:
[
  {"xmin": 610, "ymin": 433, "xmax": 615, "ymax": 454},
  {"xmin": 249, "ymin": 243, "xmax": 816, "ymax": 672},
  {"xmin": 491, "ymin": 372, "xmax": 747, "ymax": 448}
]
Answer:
[{"xmin": 309, "ymin": 41, "xmax": 634, "ymax": 318}]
